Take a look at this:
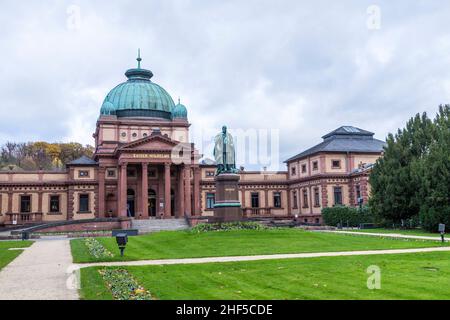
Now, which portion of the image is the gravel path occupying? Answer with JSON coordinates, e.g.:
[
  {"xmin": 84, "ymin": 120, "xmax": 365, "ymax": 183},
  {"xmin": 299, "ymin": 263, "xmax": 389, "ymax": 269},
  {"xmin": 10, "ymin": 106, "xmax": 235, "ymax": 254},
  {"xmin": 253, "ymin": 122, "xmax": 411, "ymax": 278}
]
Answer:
[
  {"xmin": 0, "ymin": 239, "xmax": 79, "ymax": 300},
  {"xmin": 75, "ymin": 246, "xmax": 450, "ymax": 269},
  {"xmin": 316, "ymin": 230, "xmax": 447, "ymax": 241}
]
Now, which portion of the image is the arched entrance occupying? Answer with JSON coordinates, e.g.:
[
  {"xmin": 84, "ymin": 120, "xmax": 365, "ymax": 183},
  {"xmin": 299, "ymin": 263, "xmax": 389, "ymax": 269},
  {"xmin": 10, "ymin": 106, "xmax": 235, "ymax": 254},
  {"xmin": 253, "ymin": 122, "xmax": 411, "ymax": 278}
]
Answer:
[
  {"xmin": 148, "ymin": 189, "xmax": 157, "ymax": 217},
  {"xmin": 127, "ymin": 189, "xmax": 135, "ymax": 217}
]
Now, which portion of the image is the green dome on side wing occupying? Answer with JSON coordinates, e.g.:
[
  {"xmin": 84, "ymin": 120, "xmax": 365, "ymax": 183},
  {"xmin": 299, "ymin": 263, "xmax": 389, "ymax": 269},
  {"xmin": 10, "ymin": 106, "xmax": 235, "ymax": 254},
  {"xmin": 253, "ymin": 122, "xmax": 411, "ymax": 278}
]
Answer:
[
  {"xmin": 100, "ymin": 101, "xmax": 115, "ymax": 115},
  {"xmin": 173, "ymin": 99, "xmax": 188, "ymax": 119},
  {"xmin": 100, "ymin": 51, "xmax": 175, "ymax": 120}
]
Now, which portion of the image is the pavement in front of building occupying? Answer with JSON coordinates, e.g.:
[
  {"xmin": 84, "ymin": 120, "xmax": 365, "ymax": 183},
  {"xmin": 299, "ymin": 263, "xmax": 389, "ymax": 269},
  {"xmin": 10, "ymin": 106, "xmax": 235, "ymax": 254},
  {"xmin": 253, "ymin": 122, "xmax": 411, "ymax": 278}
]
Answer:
[
  {"xmin": 0, "ymin": 239, "xmax": 79, "ymax": 300},
  {"xmin": 315, "ymin": 230, "xmax": 448, "ymax": 241},
  {"xmin": 75, "ymin": 246, "xmax": 450, "ymax": 269}
]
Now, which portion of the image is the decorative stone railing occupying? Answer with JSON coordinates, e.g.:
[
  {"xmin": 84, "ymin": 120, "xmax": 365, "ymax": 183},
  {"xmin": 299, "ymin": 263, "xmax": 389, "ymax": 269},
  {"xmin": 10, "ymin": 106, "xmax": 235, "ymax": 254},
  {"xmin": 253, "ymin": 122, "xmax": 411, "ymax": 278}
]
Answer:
[
  {"xmin": 243, "ymin": 208, "xmax": 273, "ymax": 216},
  {"xmin": 5, "ymin": 212, "xmax": 43, "ymax": 225}
]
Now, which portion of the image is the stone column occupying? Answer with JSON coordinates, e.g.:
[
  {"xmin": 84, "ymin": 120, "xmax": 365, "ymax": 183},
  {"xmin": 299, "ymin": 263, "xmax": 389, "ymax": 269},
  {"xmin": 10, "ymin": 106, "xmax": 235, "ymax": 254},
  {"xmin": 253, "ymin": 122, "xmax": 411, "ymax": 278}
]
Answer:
[
  {"xmin": 141, "ymin": 163, "xmax": 149, "ymax": 219},
  {"xmin": 164, "ymin": 163, "xmax": 171, "ymax": 218},
  {"xmin": 240, "ymin": 189, "xmax": 245, "ymax": 208},
  {"xmin": 98, "ymin": 167, "xmax": 106, "ymax": 218},
  {"xmin": 7, "ymin": 189, "xmax": 12, "ymax": 213},
  {"xmin": 178, "ymin": 166, "xmax": 185, "ymax": 217},
  {"xmin": 184, "ymin": 165, "xmax": 192, "ymax": 216},
  {"xmin": 38, "ymin": 189, "xmax": 43, "ymax": 213},
  {"xmin": 287, "ymin": 188, "xmax": 291, "ymax": 216},
  {"xmin": 120, "ymin": 163, "xmax": 128, "ymax": 217},
  {"xmin": 193, "ymin": 167, "xmax": 200, "ymax": 216}
]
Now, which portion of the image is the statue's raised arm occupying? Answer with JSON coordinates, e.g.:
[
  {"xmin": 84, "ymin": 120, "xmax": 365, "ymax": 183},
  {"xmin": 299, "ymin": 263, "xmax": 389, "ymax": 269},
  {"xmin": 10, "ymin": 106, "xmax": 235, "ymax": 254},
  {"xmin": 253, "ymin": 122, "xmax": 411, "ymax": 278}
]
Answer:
[{"xmin": 213, "ymin": 125, "xmax": 238, "ymax": 175}]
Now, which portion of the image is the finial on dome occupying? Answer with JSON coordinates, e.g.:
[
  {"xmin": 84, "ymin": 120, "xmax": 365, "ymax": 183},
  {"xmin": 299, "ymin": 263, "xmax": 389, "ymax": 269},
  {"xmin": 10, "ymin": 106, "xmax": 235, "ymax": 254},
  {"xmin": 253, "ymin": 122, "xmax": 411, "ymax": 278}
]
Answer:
[
  {"xmin": 137, "ymin": 48, "xmax": 142, "ymax": 69},
  {"xmin": 178, "ymin": 97, "xmax": 181, "ymax": 104}
]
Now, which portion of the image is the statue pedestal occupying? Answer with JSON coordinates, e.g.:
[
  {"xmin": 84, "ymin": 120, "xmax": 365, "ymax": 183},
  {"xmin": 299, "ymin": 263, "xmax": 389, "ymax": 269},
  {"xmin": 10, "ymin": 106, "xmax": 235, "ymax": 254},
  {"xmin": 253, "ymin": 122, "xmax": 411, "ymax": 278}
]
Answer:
[{"xmin": 213, "ymin": 173, "xmax": 242, "ymax": 223}]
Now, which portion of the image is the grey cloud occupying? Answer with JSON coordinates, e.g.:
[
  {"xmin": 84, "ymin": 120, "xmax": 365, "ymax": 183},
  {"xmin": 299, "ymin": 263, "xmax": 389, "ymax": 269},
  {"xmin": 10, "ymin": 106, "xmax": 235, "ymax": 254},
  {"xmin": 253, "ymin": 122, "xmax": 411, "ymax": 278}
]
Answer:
[{"xmin": 1, "ymin": 0, "xmax": 450, "ymax": 169}]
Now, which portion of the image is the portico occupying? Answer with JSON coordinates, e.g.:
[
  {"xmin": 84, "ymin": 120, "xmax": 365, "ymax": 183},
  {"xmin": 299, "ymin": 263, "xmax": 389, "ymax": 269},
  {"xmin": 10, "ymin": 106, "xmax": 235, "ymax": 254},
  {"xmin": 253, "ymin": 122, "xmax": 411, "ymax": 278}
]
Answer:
[{"xmin": 96, "ymin": 132, "xmax": 200, "ymax": 220}]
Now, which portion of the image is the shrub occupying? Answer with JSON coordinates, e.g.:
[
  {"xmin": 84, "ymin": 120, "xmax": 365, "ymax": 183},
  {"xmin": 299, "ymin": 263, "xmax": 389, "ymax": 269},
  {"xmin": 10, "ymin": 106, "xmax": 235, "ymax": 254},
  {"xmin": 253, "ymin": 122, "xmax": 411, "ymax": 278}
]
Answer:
[
  {"xmin": 419, "ymin": 206, "xmax": 450, "ymax": 232},
  {"xmin": 190, "ymin": 221, "xmax": 266, "ymax": 233},
  {"xmin": 322, "ymin": 205, "xmax": 375, "ymax": 227}
]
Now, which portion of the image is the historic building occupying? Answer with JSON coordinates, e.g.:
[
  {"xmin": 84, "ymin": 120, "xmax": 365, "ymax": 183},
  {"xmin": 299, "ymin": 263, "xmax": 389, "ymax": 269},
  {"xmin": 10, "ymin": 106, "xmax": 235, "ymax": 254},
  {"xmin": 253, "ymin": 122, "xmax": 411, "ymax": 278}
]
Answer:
[{"xmin": 0, "ymin": 58, "xmax": 385, "ymax": 226}]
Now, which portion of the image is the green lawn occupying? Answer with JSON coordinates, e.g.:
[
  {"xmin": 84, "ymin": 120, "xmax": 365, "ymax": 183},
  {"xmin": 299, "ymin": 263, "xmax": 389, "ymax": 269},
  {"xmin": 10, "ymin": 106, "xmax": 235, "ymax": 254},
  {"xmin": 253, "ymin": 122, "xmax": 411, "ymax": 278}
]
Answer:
[
  {"xmin": 345, "ymin": 228, "xmax": 437, "ymax": 237},
  {"xmin": 0, "ymin": 240, "xmax": 33, "ymax": 270},
  {"xmin": 80, "ymin": 251, "xmax": 450, "ymax": 300},
  {"xmin": 71, "ymin": 229, "xmax": 448, "ymax": 263}
]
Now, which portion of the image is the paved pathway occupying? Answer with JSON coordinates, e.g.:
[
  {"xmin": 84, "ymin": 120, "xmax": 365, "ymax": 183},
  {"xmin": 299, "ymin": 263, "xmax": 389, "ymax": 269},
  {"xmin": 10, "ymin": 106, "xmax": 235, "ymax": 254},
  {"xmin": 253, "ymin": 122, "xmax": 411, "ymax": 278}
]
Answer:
[
  {"xmin": 75, "ymin": 246, "xmax": 450, "ymax": 269},
  {"xmin": 0, "ymin": 239, "xmax": 78, "ymax": 300},
  {"xmin": 316, "ymin": 230, "xmax": 447, "ymax": 241}
]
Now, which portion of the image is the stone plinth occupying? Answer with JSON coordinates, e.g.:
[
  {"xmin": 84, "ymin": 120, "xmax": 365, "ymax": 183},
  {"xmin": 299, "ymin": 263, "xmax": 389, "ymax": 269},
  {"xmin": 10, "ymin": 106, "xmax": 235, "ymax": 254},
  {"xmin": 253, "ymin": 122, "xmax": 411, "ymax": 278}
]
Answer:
[{"xmin": 213, "ymin": 173, "xmax": 242, "ymax": 222}]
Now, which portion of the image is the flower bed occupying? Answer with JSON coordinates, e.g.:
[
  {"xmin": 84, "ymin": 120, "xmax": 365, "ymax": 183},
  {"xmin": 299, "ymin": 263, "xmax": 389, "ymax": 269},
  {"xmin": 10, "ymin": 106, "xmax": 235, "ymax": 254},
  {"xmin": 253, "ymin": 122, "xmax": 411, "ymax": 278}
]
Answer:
[
  {"xmin": 99, "ymin": 268, "xmax": 152, "ymax": 300},
  {"xmin": 84, "ymin": 238, "xmax": 114, "ymax": 259}
]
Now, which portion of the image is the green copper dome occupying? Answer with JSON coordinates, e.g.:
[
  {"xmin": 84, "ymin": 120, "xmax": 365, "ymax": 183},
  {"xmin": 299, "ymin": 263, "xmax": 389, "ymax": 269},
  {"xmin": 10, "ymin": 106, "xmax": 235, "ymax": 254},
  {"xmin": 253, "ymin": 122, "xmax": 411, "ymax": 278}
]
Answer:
[
  {"xmin": 100, "ymin": 52, "xmax": 175, "ymax": 119},
  {"xmin": 173, "ymin": 99, "xmax": 188, "ymax": 119}
]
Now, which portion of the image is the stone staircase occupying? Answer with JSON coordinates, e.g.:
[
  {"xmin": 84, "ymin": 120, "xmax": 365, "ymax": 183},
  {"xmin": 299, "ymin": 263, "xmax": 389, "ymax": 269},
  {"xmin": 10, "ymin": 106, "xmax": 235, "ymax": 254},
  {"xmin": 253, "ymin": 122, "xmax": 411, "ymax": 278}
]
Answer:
[{"xmin": 131, "ymin": 218, "xmax": 190, "ymax": 234}]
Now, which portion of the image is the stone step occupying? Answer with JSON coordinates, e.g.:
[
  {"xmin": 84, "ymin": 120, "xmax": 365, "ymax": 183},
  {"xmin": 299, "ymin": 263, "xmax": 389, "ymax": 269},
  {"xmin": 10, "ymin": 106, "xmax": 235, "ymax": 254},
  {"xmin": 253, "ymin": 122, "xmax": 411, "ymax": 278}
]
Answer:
[{"xmin": 131, "ymin": 219, "xmax": 189, "ymax": 234}]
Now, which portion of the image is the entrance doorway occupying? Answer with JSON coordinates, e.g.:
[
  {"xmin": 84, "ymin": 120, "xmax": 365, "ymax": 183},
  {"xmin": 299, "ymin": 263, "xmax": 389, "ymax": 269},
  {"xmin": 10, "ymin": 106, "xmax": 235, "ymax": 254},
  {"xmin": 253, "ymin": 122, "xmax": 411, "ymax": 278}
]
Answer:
[
  {"xmin": 148, "ymin": 189, "xmax": 157, "ymax": 217},
  {"xmin": 127, "ymin": 189, "xmax": 135, "ymax": 217}
]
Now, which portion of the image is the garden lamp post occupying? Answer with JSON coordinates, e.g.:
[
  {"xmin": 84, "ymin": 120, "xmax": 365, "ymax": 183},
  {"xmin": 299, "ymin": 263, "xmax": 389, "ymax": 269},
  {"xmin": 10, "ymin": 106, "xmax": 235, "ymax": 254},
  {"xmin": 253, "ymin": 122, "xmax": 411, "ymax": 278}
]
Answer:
[
  {"xmin": 439, "ymin": 224, "xmax": 445, "ymax": 243},
  {"xmin": 115, "ymin": 233, "xmax": 128, "ymax": 257}
]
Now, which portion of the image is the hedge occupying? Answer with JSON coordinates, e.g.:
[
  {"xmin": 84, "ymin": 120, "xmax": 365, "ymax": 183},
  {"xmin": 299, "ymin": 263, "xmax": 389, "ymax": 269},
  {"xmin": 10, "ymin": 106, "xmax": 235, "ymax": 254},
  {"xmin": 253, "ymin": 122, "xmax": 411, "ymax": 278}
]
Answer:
[{"xmin": 322, "ymin": 206, "xmax": 375, "ymax": 227}]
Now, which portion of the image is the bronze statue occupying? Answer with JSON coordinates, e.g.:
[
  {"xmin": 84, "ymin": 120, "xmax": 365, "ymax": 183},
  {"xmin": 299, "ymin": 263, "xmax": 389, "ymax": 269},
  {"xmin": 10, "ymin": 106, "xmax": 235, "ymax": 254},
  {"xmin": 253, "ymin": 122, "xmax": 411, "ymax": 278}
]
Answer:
[{"xmin": 213, "ymin": 125, "xmax": 238, "ymax": 175}]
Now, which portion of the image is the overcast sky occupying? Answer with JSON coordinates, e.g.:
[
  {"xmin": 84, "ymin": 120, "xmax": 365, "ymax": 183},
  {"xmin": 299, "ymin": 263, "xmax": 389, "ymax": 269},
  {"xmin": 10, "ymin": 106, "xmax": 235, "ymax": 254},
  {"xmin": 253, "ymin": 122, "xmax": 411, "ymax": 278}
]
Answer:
[{"xmin": 1, "ymin": 0, "xmax": 450, "ymax": 170}]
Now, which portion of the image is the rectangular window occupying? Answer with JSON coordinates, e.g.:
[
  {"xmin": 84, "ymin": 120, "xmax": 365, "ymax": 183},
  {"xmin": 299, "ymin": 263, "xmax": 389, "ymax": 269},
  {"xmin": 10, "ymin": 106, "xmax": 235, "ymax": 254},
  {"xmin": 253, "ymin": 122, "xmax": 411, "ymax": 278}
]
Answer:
[
  {"xmin": 302, "ymin": 189, "xmax": 309, "ymax": 208},
  {"xmin": 78, "ymin": 170, "xmax": 89, "ymax": 177},
  {"xmin": 293, "ymin": 191, "xmax": 298, "ymax": 209},
  {"xmin": 20, "ymin": 195, "xmax": 31, "ymax": 213},
  {"xmin": 331, "ymin": 160, "xmax": 341, "ymax": 169},
  {"xmin": 312, "ymin": 161, "xmax": 318, "ymax": 171},
  {"xmin": 355, "ymin": 185, "xmax": 361, "ymax": 201},
  {"xmin": 127, "ymin": 169, "xmax": 136, "ymax": 177},
  {"xmin": 148, "ymin": 170, "xmax": 156, "ymax": 178},
  {"xmin": 79, "ymin": 194, "xmax": 89, "ymax": 212},
  {"xmin": 107, "ymin": 169, "xmax": 116, "ymax": 177},
  {"xmin": 334, "ymin": 187, "xmax": 343, "ymax": 205},
  {"xmin": 273, "ymin": 192, "xmax": 282, "ymax": 208},
  {"xmin": 301, "ymin": 164, "xmax": 307, "ymax": 173},
  {"xmin": 251, "ymin": 193, "xmax": 260, "ymax": 208},
  {"xmin": 49, "ymin": 195, "xmax": 60, "ymax": 213},
  {"xmin": 291, "ymin": 167, "xmax": 296, "ymax": 175},
  {"xmin": 314, "ymin": 187, "xmax": 320, "ymax": 207},
  {"xmin": 206, "ymin": 193, "xmax": 215, "ymax": 209}
]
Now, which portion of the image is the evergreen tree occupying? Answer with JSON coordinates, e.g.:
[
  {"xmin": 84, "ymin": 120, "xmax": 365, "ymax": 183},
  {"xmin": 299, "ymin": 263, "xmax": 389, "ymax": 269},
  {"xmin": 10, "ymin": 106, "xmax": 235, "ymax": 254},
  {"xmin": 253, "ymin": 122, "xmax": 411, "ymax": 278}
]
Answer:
[
  {"xmin": 419, "ymin": 105, "xmax": 450, "ymax": 231},
  {"xmin": 369, "ymin": 112, "xmax": 434, "ymax": 224}
]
